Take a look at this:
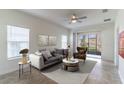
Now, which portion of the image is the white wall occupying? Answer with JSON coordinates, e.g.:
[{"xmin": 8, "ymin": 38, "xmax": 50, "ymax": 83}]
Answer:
[
  {"xmin": 0, "ymin": 10, "xmax": 69, "ymax": 75},
  {"xmin": 72, "ymin": 23, "xmax": 115, "ymax": 62},
  {"xmin": 101, "ymin": 26, "xmax": 114, "ymax": 61},
  {"xmin": 115, "ymin": 10, "xmax": 124, "ymax": 83}
]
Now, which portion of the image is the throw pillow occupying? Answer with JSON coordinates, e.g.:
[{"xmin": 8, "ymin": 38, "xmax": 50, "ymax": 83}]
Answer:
[
  {"xmin": 45, "ymin": 50, "xmax": 52, "ymax": 58},
  {"xmin": 79, "ymin": 49, "xmax": 85, "ymax": 54},
  {"xmin": 50, "ymin": 51, "xmax": 56, "ymax": 56},
  {"xmin": 42, "ymin": 51, "xmax": 52, "ymax": 61},
  {"xmin": 42, "ymin": 53, "xmax": 49, "ymax": 61},
  {"xmin": 35, "ymin": 51, "xmax": 42, "ymax": 56}
]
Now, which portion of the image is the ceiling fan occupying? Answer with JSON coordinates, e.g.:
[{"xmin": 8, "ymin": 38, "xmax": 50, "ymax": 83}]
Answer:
[{"xmin": 68, "ymin": 14, "xmax": 87, "ymax": 24}]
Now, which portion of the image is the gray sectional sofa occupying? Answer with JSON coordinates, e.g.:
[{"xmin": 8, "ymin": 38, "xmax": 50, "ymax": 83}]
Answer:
[{"xmin": 29, "ymin": 48, "xmax": 68, "ymax": 70}]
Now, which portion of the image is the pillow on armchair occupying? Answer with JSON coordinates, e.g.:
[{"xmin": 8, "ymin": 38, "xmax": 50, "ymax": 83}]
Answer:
[
  {"xmin": 77, "ymin": 47, "xmax": 87, "ymax": 53},
  {"xmin": 73, "ymin": 47, "xmax": 87, "ymax": 62},
  {"xmin": 79, "ymin": 49, "xmax": 85, "ymax": 54}
]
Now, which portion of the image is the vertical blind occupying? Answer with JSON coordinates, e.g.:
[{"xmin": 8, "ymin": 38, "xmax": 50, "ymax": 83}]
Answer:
[
  {"xmin": 62, "ymin": 35, "xmax": 67, "ymax": 49},
  {"xmin": 7, "ymin": 25, "xmax": 29, "ymax": 58}
]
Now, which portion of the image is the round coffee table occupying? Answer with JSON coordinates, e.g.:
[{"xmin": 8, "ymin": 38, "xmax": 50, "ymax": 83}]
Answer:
[{"xmin": 62, "ymin": 58, "xmax": 79, "ymax": 72}]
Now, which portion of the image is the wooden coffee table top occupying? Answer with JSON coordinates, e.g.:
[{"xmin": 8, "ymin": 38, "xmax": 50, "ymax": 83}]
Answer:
[{"xmin": 63, "ymin": 58, "xmax": 79, "ymax": 64}]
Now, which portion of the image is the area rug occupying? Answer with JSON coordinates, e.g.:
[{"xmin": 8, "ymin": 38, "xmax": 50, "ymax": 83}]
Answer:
[{"xmin": 41, "ymin": 60, "xmax": 97, "ymax": 84}]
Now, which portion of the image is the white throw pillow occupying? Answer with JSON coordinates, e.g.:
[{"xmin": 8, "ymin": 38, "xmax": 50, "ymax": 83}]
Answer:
[{"xmin": 35, "ymin": 51, "xmax": 42, "ymax": 56}]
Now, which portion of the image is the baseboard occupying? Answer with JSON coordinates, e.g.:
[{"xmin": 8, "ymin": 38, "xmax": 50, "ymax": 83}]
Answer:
[
  {"xmin": 0, "ymin": 67, "xmax": 18, "ymax": 76},
  {"xmin": 102, "ymin": 59, "xmax": 114, "ymax": 63},
  {"xmin": 118, "ymin": 70, "xmax": 124, "ymax": 84}
]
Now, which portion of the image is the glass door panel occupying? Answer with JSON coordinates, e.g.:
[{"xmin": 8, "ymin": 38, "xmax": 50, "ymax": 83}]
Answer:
[{"xmin": 88, "ymin": 34, "xmax": 97, "ymax": 54}]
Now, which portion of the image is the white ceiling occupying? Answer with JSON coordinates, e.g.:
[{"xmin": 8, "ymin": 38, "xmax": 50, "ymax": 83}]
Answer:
[{"xmin": 20, "ymin": 9, "xmax": 118, "ymax": 30}]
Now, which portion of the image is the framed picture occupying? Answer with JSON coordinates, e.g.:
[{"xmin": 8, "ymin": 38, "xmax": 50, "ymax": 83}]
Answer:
[
  {"xmin": 38, "ymin": 35, "xmax": 48, "ymax": 46},
  {"xmin": 119, "ymin": 31, "xmax": 124, "ymax": 58},
  {"xmin": 49, "ymin": 36, "xmax": 57, "ymax": 46}
]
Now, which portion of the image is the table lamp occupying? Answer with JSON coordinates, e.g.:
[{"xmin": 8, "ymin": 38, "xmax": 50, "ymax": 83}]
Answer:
[{"xmin": 19, "ymin": 49, "xmax": 29, "ymax": 64}]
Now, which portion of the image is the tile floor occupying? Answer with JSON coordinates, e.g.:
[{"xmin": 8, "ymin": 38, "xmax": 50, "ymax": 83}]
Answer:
[
  {"xmin": 84, "ymin": 57, "xmax": 122, "ymax": 84},
  {"xmin": 0, "ymin": 57, "xmax": 122, "ymax": 84}
]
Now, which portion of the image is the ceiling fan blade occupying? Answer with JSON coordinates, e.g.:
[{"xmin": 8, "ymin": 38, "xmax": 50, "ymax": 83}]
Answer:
[
  {"xmin": 78, "ymin": 16, "xmax": 87, "ymax": 19},
  {"xmin": 77, "ymin": 20, "xmax": 82, "ymax": 23}
]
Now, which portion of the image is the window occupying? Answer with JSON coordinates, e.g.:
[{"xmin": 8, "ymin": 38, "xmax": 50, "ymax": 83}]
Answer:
[
  {"xmin": 7, "ymin": 25, "xmax": 29, "ymax": 59},
  {"xmin": 61, "ymin": 35, "xmax": 67, "ymax": 49}
]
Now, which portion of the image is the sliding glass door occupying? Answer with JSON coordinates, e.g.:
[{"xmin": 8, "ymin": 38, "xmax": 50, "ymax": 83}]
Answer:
[{"xmin": 77, "ymin": 32, "xmax": 101, "ymax": 55}]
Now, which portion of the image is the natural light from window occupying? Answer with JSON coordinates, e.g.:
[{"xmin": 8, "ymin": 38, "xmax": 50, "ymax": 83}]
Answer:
[
  {"xmin": 7, "ymin": 25, "xmax": 30, "ymax": 59},
  {"xmin": 61, "ymin": 35, "xmax": 67, "ymax": 49}
]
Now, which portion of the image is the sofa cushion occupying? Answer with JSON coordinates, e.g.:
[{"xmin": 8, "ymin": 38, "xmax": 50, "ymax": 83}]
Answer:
[
  {"xmin": 55, "ymin": 49, "xmax": 64, "ymax": 55},
  {"xmin": 53, "ymin": 53, "xmax": 63, "ymax": 58},
  {"xmin": 44, "ymin": 57, "xmax": 58, "ymax": 64},
  {"xmin": 55, "ymin": 54, "xmax": 63, "ymax": 59}
]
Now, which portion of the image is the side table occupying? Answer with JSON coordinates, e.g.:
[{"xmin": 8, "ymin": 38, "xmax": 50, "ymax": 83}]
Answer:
[{"xmin": 18, "ymin": 61, "xmax": 31, "ymax": 78}]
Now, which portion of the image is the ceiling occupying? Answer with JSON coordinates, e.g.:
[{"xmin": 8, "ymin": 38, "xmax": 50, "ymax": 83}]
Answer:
[{"xmin": 20, "ymin": 9, "xmax": 118, "ymax": 30}]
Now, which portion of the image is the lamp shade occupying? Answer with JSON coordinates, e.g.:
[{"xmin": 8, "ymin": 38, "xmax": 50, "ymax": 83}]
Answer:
[{"xmin": 19, "ymin": 48, "xmax": 29, "ymax": 54}]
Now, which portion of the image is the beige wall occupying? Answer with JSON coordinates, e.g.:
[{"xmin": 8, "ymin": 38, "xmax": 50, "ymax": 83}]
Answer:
[{"xmin": 0, "ymin": 10, "xmax": 69, "ymax": 75}]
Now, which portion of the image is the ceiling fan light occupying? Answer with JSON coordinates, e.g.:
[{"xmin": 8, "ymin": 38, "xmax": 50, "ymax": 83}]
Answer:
[
  {"xmin": 72, "ymin": 15, "xmax": 76, "ymax": 19},
  {"xmin": 72, "ymin": 19, "xmax": 77, "ymax": 23}
]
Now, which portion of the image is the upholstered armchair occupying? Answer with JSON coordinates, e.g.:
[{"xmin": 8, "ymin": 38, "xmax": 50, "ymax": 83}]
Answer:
[{"xmin": 73, "ymin": 47, "xmax": 87, "ymax": 62}]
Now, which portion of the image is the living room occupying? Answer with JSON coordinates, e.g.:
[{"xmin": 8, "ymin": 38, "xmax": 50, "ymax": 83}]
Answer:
[{"xmin": 0, "ymin": 9, "xmax": 123, "ymax": 84}]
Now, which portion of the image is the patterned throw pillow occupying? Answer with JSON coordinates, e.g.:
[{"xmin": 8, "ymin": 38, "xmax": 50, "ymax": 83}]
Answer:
[
  {"xmin": 79, "ymin": 49, "xmax": 85, "ymax": 54},
  {"xmin": 45, "ymin": 50, "xmax": 52, "ymax": 58},
  {"xmin": 42, "ymin": 50, "xmax": 52, "ymax": 61}
]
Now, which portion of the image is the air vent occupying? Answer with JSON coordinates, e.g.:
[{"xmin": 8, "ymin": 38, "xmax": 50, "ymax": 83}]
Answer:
[
  {"xmin": 102, "ymin": 9, "xmax": 108, "ymax": 13},
  {"xmin": 104, "ymin": 18, "xmax": 111, "ymax": 22}
]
